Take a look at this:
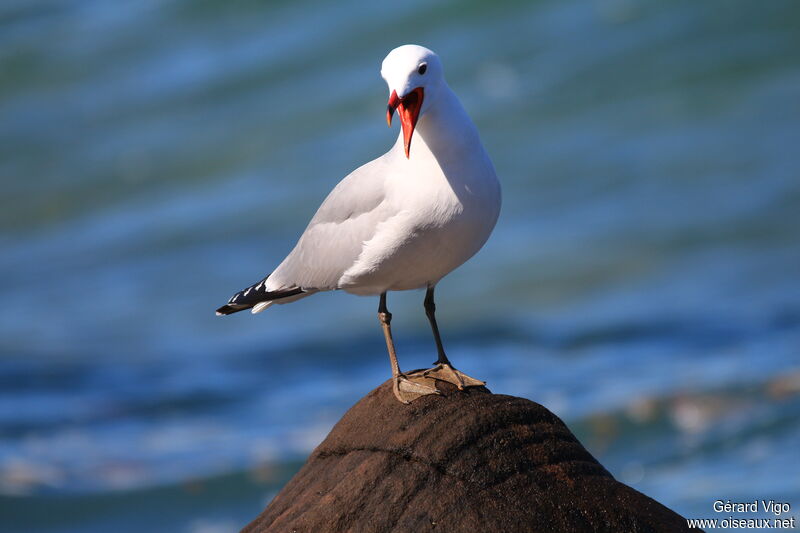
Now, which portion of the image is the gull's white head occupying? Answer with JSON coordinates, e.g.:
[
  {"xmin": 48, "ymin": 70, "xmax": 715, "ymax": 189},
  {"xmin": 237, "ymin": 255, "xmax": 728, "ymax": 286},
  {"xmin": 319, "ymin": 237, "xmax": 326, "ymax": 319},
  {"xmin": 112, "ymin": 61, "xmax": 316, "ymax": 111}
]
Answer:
[{"xmin": 381, "ymin": 44, "xmax": 444, "ymax": 158}]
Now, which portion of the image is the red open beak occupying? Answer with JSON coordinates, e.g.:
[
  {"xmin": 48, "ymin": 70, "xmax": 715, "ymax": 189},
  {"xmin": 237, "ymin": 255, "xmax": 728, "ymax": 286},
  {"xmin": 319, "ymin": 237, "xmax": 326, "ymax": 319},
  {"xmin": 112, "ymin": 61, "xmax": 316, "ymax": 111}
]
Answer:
[{"xmin": 386, "ymin": 88, "xmax": 424, "ymax": 158}]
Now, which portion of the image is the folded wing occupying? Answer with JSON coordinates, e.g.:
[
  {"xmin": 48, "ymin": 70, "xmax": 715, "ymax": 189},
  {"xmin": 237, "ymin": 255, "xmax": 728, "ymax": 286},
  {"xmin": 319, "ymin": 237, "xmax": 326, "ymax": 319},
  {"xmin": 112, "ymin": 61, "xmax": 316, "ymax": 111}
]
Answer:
[
  {"xmin": 265, "ymin": 157, "xmax": 396, "ymax": 292},
  {"xmin": 217, "ymin": 156, "xmax": 396, "ymax": 315}
]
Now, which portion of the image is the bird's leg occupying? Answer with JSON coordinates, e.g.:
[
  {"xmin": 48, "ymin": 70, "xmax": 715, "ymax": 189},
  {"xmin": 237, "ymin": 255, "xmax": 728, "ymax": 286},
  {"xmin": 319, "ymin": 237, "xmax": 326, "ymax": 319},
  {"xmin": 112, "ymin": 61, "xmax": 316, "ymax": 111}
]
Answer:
[
  {"xmin": 378, "ymin": 292, "xmax": 439, "ymax": 404},
  {"xmin": 412, "ymin": 286, "xmax": 485, "ymax": 390},
  {"xmin": 425, "ymin": 285, "xmax": 451, "ymax": 367}
]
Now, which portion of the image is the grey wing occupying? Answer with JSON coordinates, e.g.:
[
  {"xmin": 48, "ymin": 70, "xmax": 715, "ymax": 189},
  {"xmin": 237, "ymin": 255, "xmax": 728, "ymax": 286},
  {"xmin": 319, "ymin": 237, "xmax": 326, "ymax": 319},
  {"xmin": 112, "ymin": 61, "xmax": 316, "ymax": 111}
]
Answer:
[{"xmin": 265, "ymin": 157, "xmax": 394, "ymax": 291}]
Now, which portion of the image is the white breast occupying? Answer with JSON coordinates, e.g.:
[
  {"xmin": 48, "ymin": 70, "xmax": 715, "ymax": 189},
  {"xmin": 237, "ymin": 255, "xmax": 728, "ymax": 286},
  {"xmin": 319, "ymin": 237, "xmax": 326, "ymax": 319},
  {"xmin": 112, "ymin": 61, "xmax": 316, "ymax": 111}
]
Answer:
[
  {"xmin": 266, "ymin": 83, "xmax": 500, "ymax": 298},
  {"xmin": 337, "ymin": 91, "xmax": 501, "ymax": 294}
]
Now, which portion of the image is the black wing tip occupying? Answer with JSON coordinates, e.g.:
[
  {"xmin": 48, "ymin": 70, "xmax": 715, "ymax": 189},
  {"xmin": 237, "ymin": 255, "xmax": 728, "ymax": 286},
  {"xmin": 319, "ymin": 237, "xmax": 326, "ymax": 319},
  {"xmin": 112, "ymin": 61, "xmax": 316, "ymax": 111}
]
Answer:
[
  {"xmin": 215, "ymin": 304, "xmax": 244, "ymax": 316},
  {"xmin": 215, "ymin": 277, "xmax": 305, "ymax": 316}
]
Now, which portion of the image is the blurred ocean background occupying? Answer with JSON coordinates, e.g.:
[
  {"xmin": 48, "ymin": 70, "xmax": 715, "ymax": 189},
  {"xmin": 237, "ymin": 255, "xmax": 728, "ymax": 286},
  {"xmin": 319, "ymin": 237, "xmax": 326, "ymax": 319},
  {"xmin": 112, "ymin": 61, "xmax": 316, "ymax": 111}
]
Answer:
[{"xmin": 1, "ymin": 0, "xmax": 799, "ymax": 531}]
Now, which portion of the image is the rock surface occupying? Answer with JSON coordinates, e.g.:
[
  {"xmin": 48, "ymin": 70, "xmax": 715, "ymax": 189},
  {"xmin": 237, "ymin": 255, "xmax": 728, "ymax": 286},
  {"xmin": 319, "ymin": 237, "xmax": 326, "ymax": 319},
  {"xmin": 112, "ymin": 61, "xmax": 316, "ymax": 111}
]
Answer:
[{"xmin": 243, "ymin": 380, "xmax": 700, "ymax": 532}]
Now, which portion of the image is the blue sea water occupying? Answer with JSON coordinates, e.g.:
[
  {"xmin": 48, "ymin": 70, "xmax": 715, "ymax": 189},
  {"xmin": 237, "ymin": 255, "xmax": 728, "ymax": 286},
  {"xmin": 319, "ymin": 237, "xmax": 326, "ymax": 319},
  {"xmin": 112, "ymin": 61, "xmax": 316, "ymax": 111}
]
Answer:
[{"xmin": 1, "ymin": 0, "xmax": 799, "ymax": 531}]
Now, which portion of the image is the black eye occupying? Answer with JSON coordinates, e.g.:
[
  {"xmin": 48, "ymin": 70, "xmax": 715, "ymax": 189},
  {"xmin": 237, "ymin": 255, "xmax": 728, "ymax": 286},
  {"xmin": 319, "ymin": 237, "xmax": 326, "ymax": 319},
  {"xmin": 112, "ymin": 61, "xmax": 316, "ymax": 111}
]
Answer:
[{"xmin": 417, "ymin": 63, "xmax": 427, "ymax": 75}]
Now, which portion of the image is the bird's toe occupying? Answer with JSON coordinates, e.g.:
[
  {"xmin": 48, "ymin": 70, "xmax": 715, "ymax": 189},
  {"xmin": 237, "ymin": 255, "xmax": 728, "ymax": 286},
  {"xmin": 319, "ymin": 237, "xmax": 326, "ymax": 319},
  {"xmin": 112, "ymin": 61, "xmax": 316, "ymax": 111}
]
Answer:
[{"xmin": 393, "ymin": 374, "xmax": 440, "ymax": 404}]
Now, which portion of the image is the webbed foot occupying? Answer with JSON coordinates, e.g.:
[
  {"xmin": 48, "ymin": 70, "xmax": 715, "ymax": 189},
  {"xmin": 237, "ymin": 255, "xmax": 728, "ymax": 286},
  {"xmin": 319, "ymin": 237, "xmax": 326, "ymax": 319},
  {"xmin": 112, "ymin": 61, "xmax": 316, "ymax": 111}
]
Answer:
[
  {"xmin": 393, "ymin": 373, "xmax": 440, "ymax": 404},
  {"xmin": 412, "ymin": 363, "xmax": 486, "ymax": 390}
]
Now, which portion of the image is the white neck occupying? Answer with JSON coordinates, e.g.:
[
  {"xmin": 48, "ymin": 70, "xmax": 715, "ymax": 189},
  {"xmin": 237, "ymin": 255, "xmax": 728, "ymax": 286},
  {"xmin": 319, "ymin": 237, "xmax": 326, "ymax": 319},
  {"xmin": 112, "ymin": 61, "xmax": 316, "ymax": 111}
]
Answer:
[
  {"xmin": 391, "ymin": 84, "xmax": 489, "ymax": 173},
  {"xmin": 417, "ymin": 85, "xmax": 482, "ymax": 160}
]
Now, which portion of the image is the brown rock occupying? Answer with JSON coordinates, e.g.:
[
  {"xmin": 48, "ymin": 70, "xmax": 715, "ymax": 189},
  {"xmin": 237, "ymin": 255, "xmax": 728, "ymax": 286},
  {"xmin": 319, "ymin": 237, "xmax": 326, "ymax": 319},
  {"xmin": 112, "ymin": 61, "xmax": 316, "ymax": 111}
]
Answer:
[{"xmin": 244, "ymin": 380, "xmax": 700, "ymax": 533}]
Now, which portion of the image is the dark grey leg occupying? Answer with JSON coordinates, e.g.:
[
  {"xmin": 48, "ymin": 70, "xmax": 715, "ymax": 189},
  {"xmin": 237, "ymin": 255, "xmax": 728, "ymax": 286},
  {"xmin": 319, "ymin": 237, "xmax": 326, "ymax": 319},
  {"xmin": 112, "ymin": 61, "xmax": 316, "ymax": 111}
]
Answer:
[
  {"xmin": 424, "ymin": 286, "xmax": 452, "ymax": 366},
  {"xmin": 416, "ymin": 285, "xmax": 486, "ymax": 390},
  {"xmin": 378, "ymin": 292, "xmax": 403, "ymax": 379},
  {"xmin": 378, "ymin": 292, "xmax": 439, "ymax": 403}
]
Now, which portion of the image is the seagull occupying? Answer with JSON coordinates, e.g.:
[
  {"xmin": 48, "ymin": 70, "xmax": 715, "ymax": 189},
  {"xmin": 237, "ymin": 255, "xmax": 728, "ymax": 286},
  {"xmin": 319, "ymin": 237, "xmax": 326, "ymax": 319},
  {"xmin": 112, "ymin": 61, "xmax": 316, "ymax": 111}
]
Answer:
[{"xmin": 216, "ymin": 44, "xmax": 501, "ymax": 403}]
